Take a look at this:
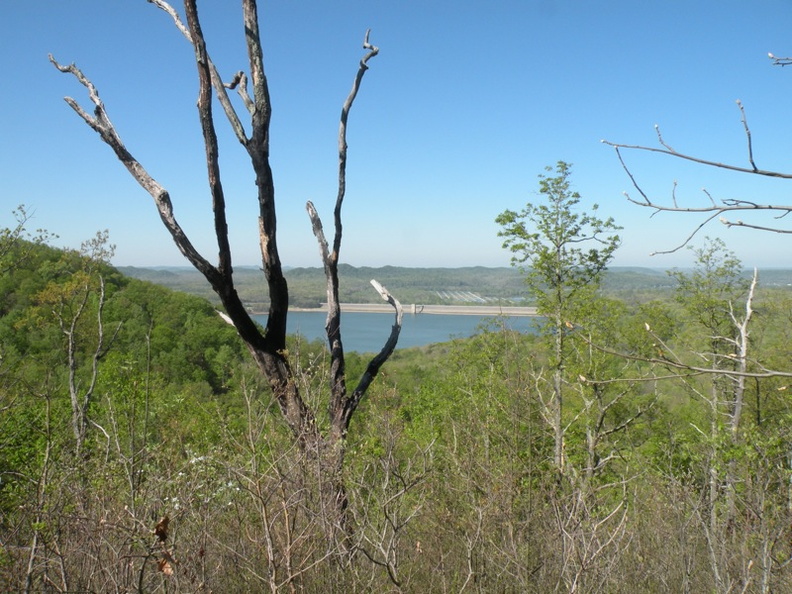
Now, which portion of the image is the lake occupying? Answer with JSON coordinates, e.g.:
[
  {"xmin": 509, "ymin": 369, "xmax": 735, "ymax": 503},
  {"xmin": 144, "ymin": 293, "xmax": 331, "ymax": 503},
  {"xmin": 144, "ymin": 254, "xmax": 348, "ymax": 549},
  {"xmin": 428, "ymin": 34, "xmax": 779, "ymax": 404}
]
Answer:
[{"xmin": 251, "ymin": 311, "xmax": 539, "ymax": 353}]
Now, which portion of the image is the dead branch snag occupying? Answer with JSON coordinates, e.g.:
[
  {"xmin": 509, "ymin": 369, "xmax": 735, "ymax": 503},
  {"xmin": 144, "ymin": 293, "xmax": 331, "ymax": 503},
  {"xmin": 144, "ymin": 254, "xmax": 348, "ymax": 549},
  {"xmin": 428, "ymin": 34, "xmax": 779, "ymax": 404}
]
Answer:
[
  {"xmin": 47, "ymin": 55, "xmax": 216, "ymax": 276},
  {"xmin": 149, "ymin": 0, "xmax": 250, "ymax": 141},
  {"xmin": 602, "ymin": 93, "xmax": 792, "ymax": 254},
  {"xmin": 51, "ymin": 0, "xmax": 399, "ymax": 531},
  {"xmin": 575, "ymin": 324, "xmax": 792, "ymax": 381},
  {"xmin": 351, "ymin": 280, "xmax": 403, "ymax": 411},
  {"xmin": 304, "ymin": 29, "xmax": 401, "ymax": 447},
  {"xmin": 768, "ymin": 52, "xmax": 792, "ymax": 66}
]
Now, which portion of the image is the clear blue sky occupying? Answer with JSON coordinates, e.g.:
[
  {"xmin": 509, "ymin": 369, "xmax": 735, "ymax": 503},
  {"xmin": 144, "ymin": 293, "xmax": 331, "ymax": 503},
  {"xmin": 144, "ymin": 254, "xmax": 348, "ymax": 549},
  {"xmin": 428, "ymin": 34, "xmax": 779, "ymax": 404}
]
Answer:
[{"xmin": 2, "ymin": 1, "xmax": 792, "ymax": 270}]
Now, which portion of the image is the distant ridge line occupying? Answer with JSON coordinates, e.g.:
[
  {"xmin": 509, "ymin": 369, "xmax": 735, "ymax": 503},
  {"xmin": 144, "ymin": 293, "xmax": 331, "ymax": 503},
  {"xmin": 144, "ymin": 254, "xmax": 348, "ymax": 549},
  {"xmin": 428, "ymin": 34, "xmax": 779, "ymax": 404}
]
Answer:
[{"xmin": 286, "ymin": 303, "xmax": 539, "ymax": 316}]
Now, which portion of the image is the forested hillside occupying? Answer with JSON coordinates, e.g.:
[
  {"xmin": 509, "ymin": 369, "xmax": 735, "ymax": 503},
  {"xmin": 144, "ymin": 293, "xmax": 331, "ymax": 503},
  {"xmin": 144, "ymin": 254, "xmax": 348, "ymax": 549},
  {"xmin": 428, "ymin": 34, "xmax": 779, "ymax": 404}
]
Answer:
[
  {"xmin": 118, "ymin": 264, "xmax": 532, "ymax": 309},
  {"xmin": 118, "ymin": 262, "xmax": 792, "ymax": 310},
  {"xmin": 4, "ymin": 231, "xmax": 792, "ymax": 591},
  {"xmin": 9, "ymin": 1, "xmax": 792, "ymax": 591}
]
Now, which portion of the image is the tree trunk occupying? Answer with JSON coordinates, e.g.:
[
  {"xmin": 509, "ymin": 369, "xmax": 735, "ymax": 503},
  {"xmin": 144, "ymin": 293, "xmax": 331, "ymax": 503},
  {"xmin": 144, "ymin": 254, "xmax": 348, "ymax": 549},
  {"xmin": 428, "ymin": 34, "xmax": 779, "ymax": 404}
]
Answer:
[
  {"xmin": 553, "ymin": 314, "xmax": 565, "ymax": 475},
  {"xmin": 52, "ymin": 0, "xmax": 400, "ymax": 533}
]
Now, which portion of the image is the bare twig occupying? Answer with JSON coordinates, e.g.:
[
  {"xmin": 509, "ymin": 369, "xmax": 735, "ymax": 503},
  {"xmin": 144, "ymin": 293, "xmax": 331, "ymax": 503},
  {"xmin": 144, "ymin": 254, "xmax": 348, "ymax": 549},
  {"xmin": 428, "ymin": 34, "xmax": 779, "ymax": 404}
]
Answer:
[
  {"xmin": 605, "ymin": 118, "xmax": 792, "ymax": 254},
  {"xmin": 768, "ymin": 52, "xmax": 792, "ymax": 66},
  {"xmin": 574, "ymin": 320, "xmax": 792, "ymax": 380},
  {"xmin": 736, "ymin": 100, "xmax": 757, "ymax": 171},
  {"xmin": 654, "ymin": 124, "xmax": 676, "ymax": 153},
  {"xmin": 603, "ymin": 93, "xmax": 792, "ymax": 253},
  {"xmin": 601, "ymin": 136, "xmax": 792, "ymax": 180},
  {"xmin": 307, "ymin": 31, "xmax": 396, "ymax": 444},
  {"xmin": 149, "ymin": 0, "xmax": 249, "ymax": 142},
  {"xmin": 48, "ymin": 55, "xmax": 217, "ymax": 279}
]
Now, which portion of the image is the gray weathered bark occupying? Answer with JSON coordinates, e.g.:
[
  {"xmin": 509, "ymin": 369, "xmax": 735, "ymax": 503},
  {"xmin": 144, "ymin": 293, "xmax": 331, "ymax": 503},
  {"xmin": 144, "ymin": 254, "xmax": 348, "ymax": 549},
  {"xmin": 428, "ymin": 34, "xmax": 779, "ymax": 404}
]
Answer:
[{"xmin": 51, "ymin": 0, "xmax": 400, "ymax": 529}]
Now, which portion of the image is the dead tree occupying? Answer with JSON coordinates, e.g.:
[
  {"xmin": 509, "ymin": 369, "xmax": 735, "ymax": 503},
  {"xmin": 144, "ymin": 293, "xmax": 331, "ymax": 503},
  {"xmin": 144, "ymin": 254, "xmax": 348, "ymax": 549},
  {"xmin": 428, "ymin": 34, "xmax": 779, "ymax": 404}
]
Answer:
[
  {"xmin": 598, "ymin": 53, "xmax": 792, "ymax": 384},
  {"xmin": 50, "ymin": 0, "xmax": 401, "ymax": 526},
  {"xmin": 602, "ymin": 53, "xmax": 792, "ymax": 255},
  {"xmin": 601, "ymin": 55, "xmax": 792, "ymax": 591}
]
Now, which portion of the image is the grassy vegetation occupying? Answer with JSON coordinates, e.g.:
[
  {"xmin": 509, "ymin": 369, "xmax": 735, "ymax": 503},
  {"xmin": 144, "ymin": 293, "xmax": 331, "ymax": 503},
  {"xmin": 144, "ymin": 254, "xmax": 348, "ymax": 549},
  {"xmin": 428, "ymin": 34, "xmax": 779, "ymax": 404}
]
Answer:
[{"xmin": 5, "ymin": 238, "xmax": 792, "ymax": 591}]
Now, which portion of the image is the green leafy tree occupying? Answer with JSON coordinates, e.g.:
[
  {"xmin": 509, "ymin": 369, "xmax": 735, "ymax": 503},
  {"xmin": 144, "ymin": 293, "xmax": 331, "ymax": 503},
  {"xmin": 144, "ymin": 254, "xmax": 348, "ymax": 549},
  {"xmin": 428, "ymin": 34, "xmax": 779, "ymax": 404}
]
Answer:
[
  {"xmin": 668, "ymin": 238, "xmax": 753, "ymax": 441},
  {"xmin": 28, "ymin": 231, "xmax": 120, "ymax": 456},
  {"xmin": 496, "ymin": 161, "xmax": 621, "ymax": 474},
  {"xmin": 0, "ymin": 205, "xmax": 56, "ymax": 277},
  {"xmin": 668, "ymin": 239, "xmax": 760, "ymax": 591},
  {"xmin": 669, "ymin": 238, "xmax": 749, "ymax": 347}
]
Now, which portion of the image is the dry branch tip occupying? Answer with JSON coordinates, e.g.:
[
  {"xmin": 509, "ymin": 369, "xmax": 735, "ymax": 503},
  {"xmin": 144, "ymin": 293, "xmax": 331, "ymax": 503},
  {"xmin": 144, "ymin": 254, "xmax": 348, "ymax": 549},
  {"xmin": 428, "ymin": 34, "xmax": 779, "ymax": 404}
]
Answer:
[{"xmin": 370, "ymin": 279, "xmax": 390, "ymax": 301}]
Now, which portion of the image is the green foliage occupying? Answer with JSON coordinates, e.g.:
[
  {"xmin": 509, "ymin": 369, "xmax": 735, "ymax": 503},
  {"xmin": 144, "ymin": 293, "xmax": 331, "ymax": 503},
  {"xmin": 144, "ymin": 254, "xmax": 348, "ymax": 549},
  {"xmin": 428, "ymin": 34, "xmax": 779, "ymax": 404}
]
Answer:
[
  {"xmin": 5, "ymin": 219, "xmax": 792, "ymax": 590},
  {"xmin": 119, "ymin": 263, "xmax": 532, "ymax": 309},
  {"xmin": 669, "ymin": 237, "xmax": 750, "ymax": 341},
  {"xmin": 0, "ymin": 205, "xmax": 57, "ymax": 277},
  {"xmin": 496, "ymin": 161, "xmax": 626, "ymax": 478},
  {"xmin": 496, "ymin": 161, "xmax": 622, "ymax": 322}
]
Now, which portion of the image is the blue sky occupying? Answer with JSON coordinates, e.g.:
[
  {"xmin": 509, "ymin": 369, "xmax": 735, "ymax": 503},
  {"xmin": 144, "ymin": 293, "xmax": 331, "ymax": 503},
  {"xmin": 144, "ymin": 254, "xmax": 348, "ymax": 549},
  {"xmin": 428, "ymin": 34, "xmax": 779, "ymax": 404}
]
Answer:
[{"xmin": 2, "ymin": 1, "xmax": 792, "ymax": 270}]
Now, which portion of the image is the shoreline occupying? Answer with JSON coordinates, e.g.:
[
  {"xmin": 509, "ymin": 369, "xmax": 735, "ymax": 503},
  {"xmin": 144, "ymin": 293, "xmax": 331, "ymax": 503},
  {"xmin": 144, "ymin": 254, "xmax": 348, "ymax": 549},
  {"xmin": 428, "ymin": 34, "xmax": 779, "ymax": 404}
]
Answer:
[{"xmin": 254, "ymin": 303, "xmax": 538, "ymax": 316}]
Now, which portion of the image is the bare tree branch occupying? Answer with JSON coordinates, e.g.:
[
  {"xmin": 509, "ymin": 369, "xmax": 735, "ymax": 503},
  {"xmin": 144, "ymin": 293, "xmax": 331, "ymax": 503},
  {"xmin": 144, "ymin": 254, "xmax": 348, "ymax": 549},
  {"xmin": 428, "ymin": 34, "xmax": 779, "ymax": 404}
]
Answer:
[
  {"xmin": 48, "ymin": 55, "xmax": 218, "ymax": 280},
  {"xmin": 184, "ymin": 0, "xmax": 232, "ymax": 277},
  {"xmin": 602, "ymin": 123, "xmax": 792, "ymax": 180},
  {"xmin": 306, "ymin": 30, "xmax": 398, "ymax": 445},
  {"xmin": 604, "ymin": 101, "xmax": 792, "ymax": 254},
  {"xmin": 768, "ymin": 52, "xmax": 792, "ymax": 66},
  {"xmin": 349, "ymin": 280, "xmax": 403, "ymax": 416},
  {"xmin": 148, "ymin": 0, "xmax": 249, "ymax": 143},
  {"xmin": 334, "ymin": 29, "xmax": 380, "ymax": 258},
  {"xmin": 53, "ymin": 2, "xmax": 397, "ymax": 531},
  {"xmin": 736, "ymin": 100, "xmax": 757, "ymax": 172},
  {"xmin": 571, "ymin": 321, "xmax": 792, "ymax": 380}
]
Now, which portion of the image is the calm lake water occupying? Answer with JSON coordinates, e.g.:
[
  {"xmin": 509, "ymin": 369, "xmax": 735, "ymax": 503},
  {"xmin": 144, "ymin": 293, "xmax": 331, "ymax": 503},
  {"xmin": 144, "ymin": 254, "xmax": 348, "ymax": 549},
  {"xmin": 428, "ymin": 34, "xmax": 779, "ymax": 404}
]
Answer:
[{"xmin": 251, "ymin": 311, "xmax": 539, "ymax": 353}]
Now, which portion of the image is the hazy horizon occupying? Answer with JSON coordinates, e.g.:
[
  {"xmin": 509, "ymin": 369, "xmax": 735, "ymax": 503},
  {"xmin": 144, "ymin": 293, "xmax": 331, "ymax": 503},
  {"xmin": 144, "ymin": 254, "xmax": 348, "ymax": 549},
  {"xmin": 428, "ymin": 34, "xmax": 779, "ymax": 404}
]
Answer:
[{"xmin": 115, "ymin": 262, "xmax": 792, "ymax": 272}]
